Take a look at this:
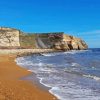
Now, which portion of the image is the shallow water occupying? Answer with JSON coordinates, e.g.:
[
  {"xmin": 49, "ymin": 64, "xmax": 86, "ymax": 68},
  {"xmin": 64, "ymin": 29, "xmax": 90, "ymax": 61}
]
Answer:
[{"xmin": 16, "ymin": 48, "xmax": 100, "ymax": 100}]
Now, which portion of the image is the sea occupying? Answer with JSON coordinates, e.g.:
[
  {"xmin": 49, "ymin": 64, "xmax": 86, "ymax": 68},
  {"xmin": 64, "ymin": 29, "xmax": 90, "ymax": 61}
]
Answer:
[{"xmin": 16, "ymin": 48, "xmax": 100, "ymax": 100}]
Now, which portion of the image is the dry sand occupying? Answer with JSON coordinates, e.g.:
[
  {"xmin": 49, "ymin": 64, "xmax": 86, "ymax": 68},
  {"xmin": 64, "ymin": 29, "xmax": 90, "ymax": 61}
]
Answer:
[{"xmin": 0, "ymin": 55, "xmax": 57, "ymax": 100}]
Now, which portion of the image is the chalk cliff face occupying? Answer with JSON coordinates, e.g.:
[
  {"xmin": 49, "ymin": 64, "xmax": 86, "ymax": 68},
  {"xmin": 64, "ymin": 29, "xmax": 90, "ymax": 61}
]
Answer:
[
  {"xmin": 0, "ymin": 27, "xmax": 88, "ymax": 50},
  {"xmin": 0, "ymin": 27, "xmax": 20, "ymax": 48}
]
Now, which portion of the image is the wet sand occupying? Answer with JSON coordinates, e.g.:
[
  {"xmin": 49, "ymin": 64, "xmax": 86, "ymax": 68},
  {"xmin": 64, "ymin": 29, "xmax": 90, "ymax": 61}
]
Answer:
[{"xmin": 0, "ymin": 55, "xmax": 57, "ymax": 100}]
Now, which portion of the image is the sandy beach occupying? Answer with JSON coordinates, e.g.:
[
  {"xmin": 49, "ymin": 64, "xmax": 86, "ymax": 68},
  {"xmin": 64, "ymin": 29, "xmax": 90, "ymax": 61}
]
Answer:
[{"xmin": 0, "ymin": 53, "xmax": 57, "ymax": 100}]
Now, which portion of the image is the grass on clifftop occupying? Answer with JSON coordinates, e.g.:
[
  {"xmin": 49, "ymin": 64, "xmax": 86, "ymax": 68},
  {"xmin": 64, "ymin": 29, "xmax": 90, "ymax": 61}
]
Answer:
[{"xmin": 19, "ymin": 33, "xmax": 36, "ymax": 49}]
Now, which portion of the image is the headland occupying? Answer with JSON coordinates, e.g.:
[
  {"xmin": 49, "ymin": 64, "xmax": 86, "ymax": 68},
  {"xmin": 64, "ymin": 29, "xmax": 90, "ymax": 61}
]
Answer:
[{"xmin": 0, "ymin": 27, "xmax": 88, "ymax": 100}]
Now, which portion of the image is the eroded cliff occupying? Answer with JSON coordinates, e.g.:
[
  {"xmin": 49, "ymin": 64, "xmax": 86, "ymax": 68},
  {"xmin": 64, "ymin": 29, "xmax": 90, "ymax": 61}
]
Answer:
[
  {"xmin": 35, "ymin": 33, "xmax": 88, "ymax": 50},
  {"xmin": 0, "ymin": 27, "xmax": 88, "ymax": 50},
  {"xmin": 0, "ymin": 27, "xmax": 20, "ymax": 48}
]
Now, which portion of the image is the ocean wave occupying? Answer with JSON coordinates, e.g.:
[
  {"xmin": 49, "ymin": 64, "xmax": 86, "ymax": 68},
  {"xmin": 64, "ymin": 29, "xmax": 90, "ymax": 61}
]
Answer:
[
  {"xmin": 41, "ymin": 53, "xmax": 54, "ymax": 56},
  {"xmin": 15, "ymin": 49, "xmax": 100, "ymax": 100},
  {"xmin": 64, "ymin": 68, "xmax": 83, "ymax": 76},
  {"xmin": 38, "ymin": 77, "xmax": 66, "ymax": 100},
  {"xmin": 71, "ymin": 63, "xmax": 81, "ymax": 67},
  {"xmin": 49, "ymin": 82, "xmax": 100, "ymax": 100},
  {"xmin": 64, "ymin": 66, "xmax": 100, "ymax": 81},
  {"xmin": 83, "ymin": 74, "xmax": 100, "ymax": 81},
  {"xmin": 41, "ymin": 53, "xmax": 56, "ymax": 56},
  {"xmin": 41, "ymin": 52, "xmax": 64, "ymax": 57},
  {"xmin": 64, "ymin": 50, "xmax": 90, "ymax": 55}
]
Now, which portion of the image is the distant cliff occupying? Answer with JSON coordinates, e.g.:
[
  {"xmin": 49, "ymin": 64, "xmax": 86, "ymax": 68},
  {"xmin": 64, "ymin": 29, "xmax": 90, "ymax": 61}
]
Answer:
[{"xmin": 0, "ymin": 27, "xmax": 88, "ymax": 50}]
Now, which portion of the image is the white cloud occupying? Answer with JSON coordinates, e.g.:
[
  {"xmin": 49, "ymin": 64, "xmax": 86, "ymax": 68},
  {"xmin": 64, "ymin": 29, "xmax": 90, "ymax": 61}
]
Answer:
[{"xmin": 77, "ymin": 30, "xmax": 100, "ymax": 36}]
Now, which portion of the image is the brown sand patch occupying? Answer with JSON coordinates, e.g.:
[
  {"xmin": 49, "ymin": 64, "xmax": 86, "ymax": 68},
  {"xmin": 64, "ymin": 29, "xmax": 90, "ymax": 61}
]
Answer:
[{"xmin": 0, "ymin": 55, "xmax": 57, "ymax": 100}]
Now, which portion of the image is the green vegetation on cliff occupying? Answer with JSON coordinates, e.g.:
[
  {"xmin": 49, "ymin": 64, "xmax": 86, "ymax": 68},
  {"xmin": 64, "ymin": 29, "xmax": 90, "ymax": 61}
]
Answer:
[{"xmin": 19, "ymin": 32, "xmax": 36, "ymax": 49}]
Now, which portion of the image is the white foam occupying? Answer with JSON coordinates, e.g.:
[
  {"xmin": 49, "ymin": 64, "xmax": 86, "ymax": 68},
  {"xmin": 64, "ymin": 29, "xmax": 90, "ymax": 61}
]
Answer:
[
  {"xmin": 38, "ymin": 77, "xmax": 52, "ymax": 88},
  {"xmin": 37, "ymin": 73, "xmax": 100, "ymax": 100},
  {"xmin": 38, "ymin": 77, "xmax": 66, "ymax": 100},
  {"xmin": 41, "ymin": 53, "xmax": 54, "ymax": 56},
  {"xmin": 49, "ymin": 84, "xmax": 100, "ymax": 100},
  {"xmin": 49, "ymin": 87, "xmax": 64, "ymax": 100},
  {"xmin": 71, "ymin": 63, "xmax": 80, "ymax": 67},
  {"xmin": 83, "ymin": 74, "xmax": 100, "ymax": 81},
  {"xmin": 64, "ymin": 50, "xmax": 90, "ymax": 55},
  {"xmin": 27, "ymin": 70, "xmax": 32, "ymax": 72},
  {"xmin": 41, "ymin": 52, "xmax": 63, "ymax": 57}
]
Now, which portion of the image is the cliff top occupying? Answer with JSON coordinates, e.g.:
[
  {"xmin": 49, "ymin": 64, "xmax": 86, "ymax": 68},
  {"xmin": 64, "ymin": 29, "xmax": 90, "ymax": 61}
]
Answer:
[{"xmin": 0, "ymin": 27, "xmax": 19, "ymax": 31}]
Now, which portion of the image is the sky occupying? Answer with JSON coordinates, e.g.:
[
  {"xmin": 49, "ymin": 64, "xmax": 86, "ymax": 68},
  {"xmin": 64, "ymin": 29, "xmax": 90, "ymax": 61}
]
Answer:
[{"xmin": 0, "ymin": 0, "xmax": 100, "ymax": 48}]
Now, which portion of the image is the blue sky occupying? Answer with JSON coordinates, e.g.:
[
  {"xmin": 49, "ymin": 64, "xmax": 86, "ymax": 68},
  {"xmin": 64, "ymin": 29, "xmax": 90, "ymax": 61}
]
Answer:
[{"xmin": 0, "ymin": 0, "xmax": 100, "ymax": 48}]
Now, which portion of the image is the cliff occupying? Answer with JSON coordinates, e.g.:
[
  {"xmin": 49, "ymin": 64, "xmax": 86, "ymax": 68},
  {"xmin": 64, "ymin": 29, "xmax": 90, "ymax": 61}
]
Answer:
[
  {"xmin": 0, "ymin": 27, "xmax": 20, "ymax": 48},
  {"xmin": 0, "ymin": 27, "xmax": 88, "ymax": 50}
]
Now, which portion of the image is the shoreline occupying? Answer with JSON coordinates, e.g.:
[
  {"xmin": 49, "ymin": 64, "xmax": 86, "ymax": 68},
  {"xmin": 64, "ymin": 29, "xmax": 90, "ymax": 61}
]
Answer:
[
  {"xmin": 15, "ymin": 53, "xmax": 61, "ymax": 100},
  {"xmin": 0, "ymin": 49, "xmax": 88, "ymax": 100},
  {"xmin": 0, "ymin": 53, "xmax": 58, "ymax": 100},
  {"xmin": 20, "ymin": 71, "xmax": 51, "ymax": 91},
  {"xmin": 15, "ymin": 52, "xmax": 64, "ymax": 100}
]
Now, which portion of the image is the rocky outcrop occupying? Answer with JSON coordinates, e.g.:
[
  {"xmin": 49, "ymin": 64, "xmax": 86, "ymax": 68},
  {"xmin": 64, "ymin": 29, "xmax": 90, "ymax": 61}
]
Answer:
[
  {"xmin": 52, "ymin": 34, "xmax": 88, "ymax": 50},
  {"xmin": 0, "ymin": 27, "xmax": 88, "ymax": 50}
]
